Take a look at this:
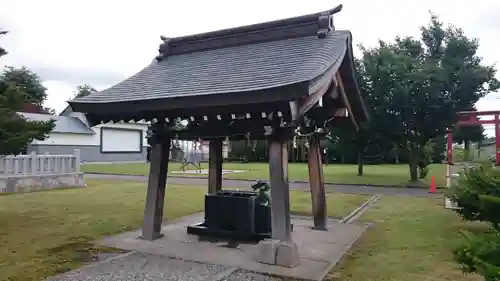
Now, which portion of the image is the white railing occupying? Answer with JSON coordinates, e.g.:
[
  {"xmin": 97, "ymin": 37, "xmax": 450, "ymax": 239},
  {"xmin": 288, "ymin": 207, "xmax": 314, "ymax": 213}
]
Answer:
[{"xmin": 0, "ymin": 149, "xmax": 81, "ymax": 176}]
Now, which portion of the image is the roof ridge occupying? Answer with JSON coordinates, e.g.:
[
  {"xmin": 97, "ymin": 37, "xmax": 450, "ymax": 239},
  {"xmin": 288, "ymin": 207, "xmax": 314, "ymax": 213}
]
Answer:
[{"xmin": 155, "ymin": 4, "xmax": 343, "ymax": 61}]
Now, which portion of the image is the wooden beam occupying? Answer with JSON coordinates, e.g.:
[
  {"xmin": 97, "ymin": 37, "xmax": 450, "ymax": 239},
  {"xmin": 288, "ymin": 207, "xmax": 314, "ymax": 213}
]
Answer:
[
  {"xmin": 307, "ymin": 134, "xmax": 327, "ymax": 230},
  {"xmin": 141, "ymin": 132, "xmax": 171, "ymax": 240},
  {"xmin": 268, "ymin": 133, "xmax": 292, "ymax": 241},
  {"xmin": 298, "ymin": 78, "xmax": 334, "ymax": 118},
  {"xmin": 208, "ymin": 139, "xmax": 223, "ymax": 194},
  {"xmin": 336, "ymin": 72, "xmax": 359, "ymax": 130}
]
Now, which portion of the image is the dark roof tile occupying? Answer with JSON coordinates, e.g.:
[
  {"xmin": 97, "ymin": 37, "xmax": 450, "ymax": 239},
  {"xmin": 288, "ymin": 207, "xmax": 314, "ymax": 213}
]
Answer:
[{"xmin": 74, "ymin": 31, "xmax": 350, "ymax": 104}]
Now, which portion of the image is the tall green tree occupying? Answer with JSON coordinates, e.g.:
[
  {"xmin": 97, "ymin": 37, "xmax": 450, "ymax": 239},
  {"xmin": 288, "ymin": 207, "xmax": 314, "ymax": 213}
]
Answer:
[
  {"xmin": 2, "ymin": 66, "xmax": 48, "ymax": 106},
  {"xmin": 359, "ymin": 14, "xmax": 498, "ymax": 181},
  {"xmin": 0, "ymin": 84, "xmax": 54, "ymax": 155},
  {"xmin": 74, "ymin": 84, "xmax": 97, "ymax": 98},
  {"xmin": 453, "ymin": 125, "xmax": 485, "ymax": 160}
]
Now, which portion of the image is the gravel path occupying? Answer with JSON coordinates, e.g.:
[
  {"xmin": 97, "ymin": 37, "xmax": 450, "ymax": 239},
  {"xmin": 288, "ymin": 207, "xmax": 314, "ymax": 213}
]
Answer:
[
  {"xmin": 85, "ymin": 173, "xmax": 440, "ymax": 197},
  {"xmin": 46, "ymin": 252, "xmax": 237, "ymax": 281}
]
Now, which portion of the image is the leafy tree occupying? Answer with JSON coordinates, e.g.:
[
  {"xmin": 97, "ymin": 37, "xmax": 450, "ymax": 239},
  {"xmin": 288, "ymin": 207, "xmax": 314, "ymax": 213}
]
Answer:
[
  {"xmin": 453, "ymin": 125, "xmax": 485, "ymax": 160},
  {"xmin": 74, "ymin": 84, "xmax": 97, "ymax": 98},
  {"xmin": 0, "ymin": 82, "xmax": 54, "ymax": 155},
  {"xmin": 2, "ymin": 66, "xmax": 47, "ymax": 106},
  {"xmin": 358, "ymin": 14, "xmax": 498, "ymax": 181}
]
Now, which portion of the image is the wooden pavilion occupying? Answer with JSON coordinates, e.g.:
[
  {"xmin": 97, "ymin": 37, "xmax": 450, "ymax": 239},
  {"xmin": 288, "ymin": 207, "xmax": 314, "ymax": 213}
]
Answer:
[{"xmin": 69, "ymin": 4, "xmax": 369, "ymax": 267}]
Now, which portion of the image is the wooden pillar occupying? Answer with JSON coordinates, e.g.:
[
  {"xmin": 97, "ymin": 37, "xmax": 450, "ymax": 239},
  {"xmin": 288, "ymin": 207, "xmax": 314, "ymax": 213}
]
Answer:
[
  {"xmin": 141, "ymin": 127, "xmax": 171, "ymax": 241},
  {"xmin": 308, "ymin": 134, "xmax": 327, "ymax": 230},
  {"xmin": 208, "ymin": 139, "xmax": 223, "ymax": 194},
  {"xmin": 268, "ymin": 134, "xmax": 292, "ymax": 241}
]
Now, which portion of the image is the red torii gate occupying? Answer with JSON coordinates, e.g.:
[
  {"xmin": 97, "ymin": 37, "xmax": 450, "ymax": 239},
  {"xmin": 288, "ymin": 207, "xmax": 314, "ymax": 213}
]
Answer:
[{"xmin": 447, "ymin": 110, "xmax": 500, "ymax": 166}]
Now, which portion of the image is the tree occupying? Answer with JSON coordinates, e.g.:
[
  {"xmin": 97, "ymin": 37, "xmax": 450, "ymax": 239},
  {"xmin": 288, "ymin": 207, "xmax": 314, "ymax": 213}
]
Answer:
[
  {"xmin": 358, "ymin": 14, "xmax": 499, "ymax": 182},
  {"xmin": 0, "ymin": 29, "xmax": 8, "ymax": 58},
  {"xmin": 2, "ymin": 66, "xmax": 47, "ymax": 105},
  {"xmin": 0, "ymin": 66, "xmax": 56, "ymax": 114},
  {"xmin": 0, "ymin": 81, "xmax": 54, "ymax": 155},
  {"xmin": 74, "ymin": 84, "xmax": 97, "ymax": 98},
  {"xmin": 453, "ymin": 122, "xmax": 485, "ymax": 160},
  {"xmin": 0, "ymin": 53, "xmax": 54, "ymax": 154},
  {"xmin": 449, "ymin": 165, "xmax": 500, "ymax": 280}
]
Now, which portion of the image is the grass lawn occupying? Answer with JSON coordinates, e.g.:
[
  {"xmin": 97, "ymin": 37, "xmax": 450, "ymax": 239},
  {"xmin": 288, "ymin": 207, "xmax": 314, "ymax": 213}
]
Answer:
[
  {"xmin": 0, "ymin": 180, "xmax": 368, "ymax": 281},
  {"xmin": 331, "ymin": 196, "xmax": 484, "ymax": 281},
  {"xmin": 81, "ymin": 162, "xmax": 447, "ymax": 187}
]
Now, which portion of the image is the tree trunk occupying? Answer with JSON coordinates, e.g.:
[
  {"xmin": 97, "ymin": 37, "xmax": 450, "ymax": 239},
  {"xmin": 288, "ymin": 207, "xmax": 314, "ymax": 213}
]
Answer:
[
  {"xmin": 409, "ymin": 161, "xmax": 418, "ymax": 182},
  {"xmin": 357, "ymin": 149, "xmax": 364, "ymax": 176},
  {"xmin": 464, "ymin": 141, "xmax": 470, "ymax": 161},
  {"xmin": 408, "ymin": 150, "xmax": 418, "ymax": 182}
]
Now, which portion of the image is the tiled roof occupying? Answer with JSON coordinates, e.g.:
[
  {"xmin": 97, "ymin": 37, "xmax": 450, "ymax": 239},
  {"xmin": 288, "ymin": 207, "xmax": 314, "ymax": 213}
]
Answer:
[
  {"xmin": 69, "ymin": 5, "xmax": 369, "ymax": 124},
  {"xmin": 17, "ymin": 112, "xmax": 94, "ymax": 134},
  {"xmin": 73, "ymin": 31, "xmax": 349, "ymax": 103}
]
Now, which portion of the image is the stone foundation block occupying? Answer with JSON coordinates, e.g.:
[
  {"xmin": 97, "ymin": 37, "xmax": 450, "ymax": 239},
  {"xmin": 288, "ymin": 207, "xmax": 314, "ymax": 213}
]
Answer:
[
  {"xmin": 276, "ymin": 240, "xmax": 300, "ymax": 267},
  {"xmin": 255, "ymin": 239, "xmax": 279, "ymax": 265},
  {"xmin": 255, "ymin": 239, "xmax": 300, "ymax": 267}
]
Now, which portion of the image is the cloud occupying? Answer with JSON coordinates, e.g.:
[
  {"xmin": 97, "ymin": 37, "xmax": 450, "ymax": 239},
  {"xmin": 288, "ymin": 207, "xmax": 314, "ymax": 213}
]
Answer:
[{"xmin": 31, "ymin": 66, "xmax": 125, "ymax": 89}]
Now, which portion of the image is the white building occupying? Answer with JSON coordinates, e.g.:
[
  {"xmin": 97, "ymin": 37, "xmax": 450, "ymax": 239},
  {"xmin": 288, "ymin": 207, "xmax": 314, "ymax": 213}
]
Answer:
[
  {"xmin": 20, "ymin": 108, "xmax": 149, "ymax": 163},
  {"xmin": 19, "ymin": 107, "xmax": 229, "ymax": 163}
]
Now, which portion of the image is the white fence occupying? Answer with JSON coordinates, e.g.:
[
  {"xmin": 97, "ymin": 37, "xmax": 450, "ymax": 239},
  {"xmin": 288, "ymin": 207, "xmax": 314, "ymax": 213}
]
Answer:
[{"xmin": 0, "ymin": 150, "xmax": 85, "ymax": 193}]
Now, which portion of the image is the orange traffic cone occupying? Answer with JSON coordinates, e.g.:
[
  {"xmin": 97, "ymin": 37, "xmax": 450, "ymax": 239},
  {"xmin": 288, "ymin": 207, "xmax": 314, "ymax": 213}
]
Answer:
[{"xmin": 429, "ymin": 176, "xmax": 437, "ymax": 193}]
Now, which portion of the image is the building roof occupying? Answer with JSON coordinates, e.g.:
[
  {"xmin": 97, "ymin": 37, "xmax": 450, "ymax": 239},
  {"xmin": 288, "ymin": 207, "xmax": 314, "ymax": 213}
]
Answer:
[
  {"xmin": 69, "ymin": 5, "xmax": 368, "ymax": 124},
  {"xmin": 74, "ymin": 31, "xmax": 348, "ymax": 103},
  {"xmin": 17, "ymin": 112, "xmax": 95, "ymax": 135}
]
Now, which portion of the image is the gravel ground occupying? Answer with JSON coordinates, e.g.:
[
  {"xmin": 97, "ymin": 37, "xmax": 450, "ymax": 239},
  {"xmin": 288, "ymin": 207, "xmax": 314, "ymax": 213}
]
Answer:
[
  {"xmin": 46, "ymin": 252, "xmax": 233, "ymax": 281},
  {"xmin": 45, "ymin": 251, "xmax": 293, "ymax": 281},
  {"xmin": 220, "ymin": 270, "xmax": 284, "ymax": 281}
]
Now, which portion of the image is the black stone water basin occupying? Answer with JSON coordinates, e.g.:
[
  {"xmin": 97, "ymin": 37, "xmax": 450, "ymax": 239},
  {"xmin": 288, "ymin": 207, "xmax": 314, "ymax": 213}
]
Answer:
[{"xmin": 187, "ymin": 190, "xmax": 272, "ymax": 241}]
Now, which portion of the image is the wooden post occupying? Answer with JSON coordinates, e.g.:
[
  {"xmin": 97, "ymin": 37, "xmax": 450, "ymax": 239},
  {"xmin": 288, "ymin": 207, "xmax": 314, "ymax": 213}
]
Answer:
[
  {"xmin": 308, "ymin": 134, "xmax": 327, "ymax": 230},
  {"xmin": 268, "ymin": 134, "xmax": 292, "ymax": 241},
  {"xmin": 256, "ymin": 130, "xmax": 299, "ymax": 267},
  {"xmin": 208, "ymin": 139, "xmax": 223, "ymax": 194},
  {"xmin": 141, "ymin": 127, "xmax": 171, "ymax": 241}
]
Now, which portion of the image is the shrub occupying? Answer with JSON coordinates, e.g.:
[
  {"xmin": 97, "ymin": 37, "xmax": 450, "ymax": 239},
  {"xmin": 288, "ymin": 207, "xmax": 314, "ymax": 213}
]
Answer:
[
  {"xmin": 453, "ymin": 230, "xmax": 500, "ymax": 281},
  {"xmin": 446, "ymin": 165, "xmax": 500, "ymax": 224},
  {"xmin": 449, "ymin": 164, "xmax": 500, "ymax": 280}
]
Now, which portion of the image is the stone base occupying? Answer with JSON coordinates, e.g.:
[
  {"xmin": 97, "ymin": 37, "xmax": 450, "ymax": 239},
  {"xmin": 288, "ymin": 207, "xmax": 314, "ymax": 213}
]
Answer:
[
  {"xmin": 255, "ymin": 239, "xmax": 300, "ymax": 268},
  {"xmin": 0, "ymin": 172, "xmax": 85, "ymax": 193}
]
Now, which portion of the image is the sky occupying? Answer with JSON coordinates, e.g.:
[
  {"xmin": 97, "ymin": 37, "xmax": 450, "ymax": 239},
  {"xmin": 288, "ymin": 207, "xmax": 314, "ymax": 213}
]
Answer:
[{"xmin": 0, "ymin": 0, "xmax": 499, "ymax": 135}]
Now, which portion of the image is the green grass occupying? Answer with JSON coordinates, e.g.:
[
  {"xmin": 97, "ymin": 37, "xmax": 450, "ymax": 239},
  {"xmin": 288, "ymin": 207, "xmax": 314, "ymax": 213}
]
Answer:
[
  {"xmin": 81, "ymin": 162, "xmax": 447, "ymax": 187},
  {"xmin": 330, "ymin": 196, "xmax": 485, "ymax": 281},
  {"xmin": 1, "ymin": 179, "xmax": 479, "ymax": 281},
  {"xmin": 0, "ymin": 180, "xmax": 368, "ymax": 281}
]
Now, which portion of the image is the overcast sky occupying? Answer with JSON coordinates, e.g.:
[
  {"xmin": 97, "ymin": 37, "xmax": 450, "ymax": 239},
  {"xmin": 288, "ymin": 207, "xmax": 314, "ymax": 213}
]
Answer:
[{"xmin": 1, "ymin": 0, "xmax": 499, "ymax": 135}]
